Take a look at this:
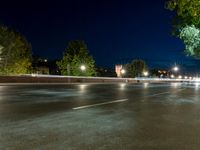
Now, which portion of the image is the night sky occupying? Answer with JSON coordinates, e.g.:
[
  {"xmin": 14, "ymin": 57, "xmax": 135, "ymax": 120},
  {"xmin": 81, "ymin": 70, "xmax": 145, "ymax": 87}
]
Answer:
[{"xmin": 0, "ymin": 0, "xmax": 200, "ymax": 73}]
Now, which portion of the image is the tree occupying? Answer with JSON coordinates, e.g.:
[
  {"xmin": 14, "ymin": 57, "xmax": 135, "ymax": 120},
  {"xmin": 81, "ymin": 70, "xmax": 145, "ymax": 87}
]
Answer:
[
  {"xmin": 167, "ymin": 0, "xmax": 200, "ymax": 29},
  {"xmin": 0, "ymin": 25, "xmax": 32, "ymax": 75},
  {"xmin": 166, "ymin": 0, "xmax": 200, "ymax": 57},
  {"xmin": 125, "ymin": 59, "xmax": 148, "ymax": 78},
  {"xmin": 57, "ymin": 40, "xmax": 96, "ymax": 76},
  {"xmin": 179, "ymin": 25, "xmax": 200, "ymax": 57}
]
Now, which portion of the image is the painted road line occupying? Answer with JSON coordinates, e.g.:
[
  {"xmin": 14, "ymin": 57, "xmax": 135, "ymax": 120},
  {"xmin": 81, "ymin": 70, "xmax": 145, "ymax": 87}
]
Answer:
[
  {"xmin": 73, "ymin": 99, "xmax": 128, "ymax": 110},
  {"xmin": 144, "ymin": 91, "xmax": 172, "ymax": 97},
  {"xmin": 144, "ymin": 88, "xmax": 186, "ymax": 98}
]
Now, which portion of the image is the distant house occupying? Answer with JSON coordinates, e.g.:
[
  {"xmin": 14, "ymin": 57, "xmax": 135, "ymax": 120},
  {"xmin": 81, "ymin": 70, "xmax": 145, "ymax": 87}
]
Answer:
[
  {"xmin": 32, "ymin": 56, "xmax": 49, "ymax": 74},
  {"xmin": 33, "ymin": 66, "xmax": 49, "ymax": 74},
  {"xmin": 115, "ymin": 64, "xmax": 123, "ymax": 77},
  {"xmin": 150, "ymin": 69, "xmax": 168, "ymax": 78}
]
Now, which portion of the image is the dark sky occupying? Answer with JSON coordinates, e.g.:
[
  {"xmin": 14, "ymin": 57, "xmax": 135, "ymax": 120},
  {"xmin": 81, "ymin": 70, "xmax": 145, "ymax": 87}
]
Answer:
[{"xmin": 0, "ymin": 0, "xmax": 200, "ymax": 73}]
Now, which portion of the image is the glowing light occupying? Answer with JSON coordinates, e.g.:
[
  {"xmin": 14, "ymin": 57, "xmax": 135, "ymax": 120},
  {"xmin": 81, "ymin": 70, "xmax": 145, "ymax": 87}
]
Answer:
[
  {"xmin": 31, "ymin": 74, "xmax": 37, "ymax": 77},
  {"xmin": 171, "ymin": 82, "xmax": 179, "ymax": 87},
  {"xmin": 178, "ymin": 75, "xmax": 182, "ymax": 79},
  {"xmin": 144, "ymin": 83, "xmax": 149, "ymax": 88},
  {"xmin": 79, "ymin": 84, "xmax": 88, "ymax": 92},
  {"xmin": 194, "ymin": 77, "xmax": 200, "ymax": 81},
  {"xmin": 143, "ymin": 71, "xmax": 148, "ymax": 77},
  {"xmin": 195, "ymin": 82, "xmax": 200, "ymax": 90},
  {"xmin": 185, "ymin": 76, "xmax": 188, "ymax": 79},
  {"xmin": 80, "ymin": 65, "xmax": 86, "ymax": 71},
  {"xmin": 119, "ymin": 83, "xmax": 126, "ymax": 90},
  {"xmin": 170, "ymin": 74, "xmax": 175, "ymax": 78},
  {"xmin": 173, "ymin": 66, "xmax": 179, "ymax": 71},
  {"xmin": 121, "ymin": 69, "xmax": 126, "ymax": 74}
]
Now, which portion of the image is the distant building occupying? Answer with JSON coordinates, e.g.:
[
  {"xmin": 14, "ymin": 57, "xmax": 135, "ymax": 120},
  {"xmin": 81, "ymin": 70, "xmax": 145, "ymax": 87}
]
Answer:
[
  {"xmin": 115, "ymin": 64, "xmax": 122, "ymax": 77},
  {"xmin": 32, "ymin": 56, "xmax": 49, "ymax": 74},
  {"xmin": 33, "ymin": 66, "xmax": 49, "ymax": 74},
  {"xmin": 150, "ymin": 69, "xmax": 168, "ymax": 78}
]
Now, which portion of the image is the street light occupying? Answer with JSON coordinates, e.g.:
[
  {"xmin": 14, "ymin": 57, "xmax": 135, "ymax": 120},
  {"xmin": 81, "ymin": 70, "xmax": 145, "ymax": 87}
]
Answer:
[
  {"xmin": 80, "ymin": 65, "xmax": 86, "ymax": 71},
  {"xmin": 178, "ymin": 75, "xmax": 182, "ymax": 79},
  {"xmin": 121, "ymin": 69, "xmax": 126, "ymax": 75},
  {"xmin": 172, "ymin": 66, "xmax": 179, "ymax": 78},
  {"xmin": 173, "ymin": 66, "xmax": 179, "ymax": 72},
  {"xmin": 143, "ymin": 71, "xmax": 148, "ymax": 77},
  {"xmin": 170, "ymin": 74, "xmax": 175, "ymax": 78}
]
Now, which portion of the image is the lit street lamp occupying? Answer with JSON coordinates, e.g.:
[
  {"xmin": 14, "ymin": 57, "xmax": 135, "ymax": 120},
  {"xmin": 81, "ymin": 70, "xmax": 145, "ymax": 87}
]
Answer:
[
  {"xmin": 120, "ymin": 69, "xmax": 126, "ymax": 78},
  {"xmin": 143, "ymin": 71, "xmax": 148, "ymax": 77},
  {"xmin": 170, "ymin": 74, "xmax": 175, "ymax": 78},
  {"xmin": 121, "ymin": 69, "xmax": 125, "ymax": 75},
  {"xmin": 173, "ymin": 66, "xmax": 179, "ymax": 72},
  {"xmin": 80, "ymin": 65, "xmax": 86, "ymax": 71},
  {"xmin": 178, "ymin": 75, "xmax": 182, "ymax": 79},
  {"xmin": 172, "ymin": 66, "xmax": 179, "ymax": 77}
]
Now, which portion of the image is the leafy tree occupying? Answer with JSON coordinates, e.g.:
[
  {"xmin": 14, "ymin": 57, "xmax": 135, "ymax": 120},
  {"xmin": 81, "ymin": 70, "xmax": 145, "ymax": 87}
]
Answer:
[
  {"xmin": 166, "ymin": 0, "xmax": 200, "ymax": 57},
  {"xmin": 57, "ymin": 40, "xmax": 96, "ymax": 76},
  {"xmin": 167, "ymin": 0, "xmax": 200, "ymax": 30},
  {"xmin": 179, "ymin": 25, "xmax": 200, "ymax": 57},
  {"xmin": 0, "ymin": 25, "xmax": 32, "ymax": 75},
  {"xmin": 125, "ymin": 59, "xmax": 148, "ymax": 78}
]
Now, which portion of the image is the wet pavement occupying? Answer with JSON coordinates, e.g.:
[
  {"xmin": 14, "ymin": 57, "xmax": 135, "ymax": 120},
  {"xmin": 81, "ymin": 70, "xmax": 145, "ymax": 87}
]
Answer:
[{"xmin": 0, "ymin": 82, "xmax": 200, "ymax": 150}]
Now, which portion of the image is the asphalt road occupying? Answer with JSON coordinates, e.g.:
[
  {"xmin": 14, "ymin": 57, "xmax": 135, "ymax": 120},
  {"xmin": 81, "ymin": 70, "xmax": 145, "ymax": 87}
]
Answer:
[{"xmin": 0, "ymin": 82, "xmax": 200, "ymax": 150}]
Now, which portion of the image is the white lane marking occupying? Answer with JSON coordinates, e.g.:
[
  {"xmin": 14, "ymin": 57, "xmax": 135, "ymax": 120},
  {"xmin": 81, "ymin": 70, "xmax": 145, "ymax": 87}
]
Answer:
[
  {"xmin": 144, "ymin": 88, "xmax": 186, "ymax": 98},
  {"xmin": 73, "ymin": 99, "xmax": 128, "ymax": 110},
  {"xmin": 144, "ymin": 91, "xmax": 172, "ymax": 97}
]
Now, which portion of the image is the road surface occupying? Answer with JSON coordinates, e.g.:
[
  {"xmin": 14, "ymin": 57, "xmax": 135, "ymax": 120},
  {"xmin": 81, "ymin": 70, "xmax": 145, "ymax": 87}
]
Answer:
[{"xmin": 0, "ymin": 82, "xmax": 200, "ymax": 150}]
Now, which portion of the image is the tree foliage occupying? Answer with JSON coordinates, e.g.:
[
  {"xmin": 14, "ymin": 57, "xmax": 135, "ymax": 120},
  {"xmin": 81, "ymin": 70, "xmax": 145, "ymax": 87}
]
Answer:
[
  {"xmin": 0, "ymin": 25, "xmax": 32, "ymax": 75},
  {"xmin": 125, "ymin": 59, "xmax": 148, "ymax": 78},
  {"xmin": 57, "ymin": 40, "xmax": 96, "ymax": 76},
  {"xmin": 179, "ymin": 25, "xmax": 200, "ymax": 57},
  {"xmin": 167, "ymin": 0, "xmax": 200, "ymax": 29},
  {"xmin": 166, "ymin": 0, "xmax": 200, "ymax": 57}
]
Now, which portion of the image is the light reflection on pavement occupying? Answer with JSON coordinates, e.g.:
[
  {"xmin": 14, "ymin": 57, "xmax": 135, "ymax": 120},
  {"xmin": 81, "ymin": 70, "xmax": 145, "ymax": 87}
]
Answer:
[{"xmin": 0, "ymin": 82, "xmax": 200, "ymax": 150}]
